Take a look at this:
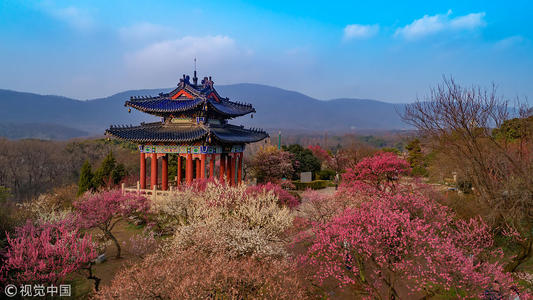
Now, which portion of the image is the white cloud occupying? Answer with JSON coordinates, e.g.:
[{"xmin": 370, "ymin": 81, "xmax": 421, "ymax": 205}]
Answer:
[
  {"xmin": 46, "ymin": 6, "xmax": 94, "ymax": 30},
  {"xmin": 450, "ymin": 12, "xmax": 486, "ymax": 30},
  {"xmin": 395, "ymin": 10, "xmax": 486, "ymax": 40},
  {"xmin": 119, "ymin": 22, "xmax": 174, "ymax": 41},
  {"xmin": 494, "ymin": 35, "xmax": 525, "ymax": 50},
  {"xmin": 343, "ymin": 24, "xmax": 379, "ymax": 40},
  {"xmin": 124, "ymin": 35, "xmax": 248, "ymax": 86}
]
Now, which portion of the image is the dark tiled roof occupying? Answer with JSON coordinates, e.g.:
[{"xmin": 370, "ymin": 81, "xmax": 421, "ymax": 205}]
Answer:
[
  {"xmin": 125, "ymin": 97, "xmax": 203, "ymax": 113},
  {"xmin": 105, "ymin": 122, "xmax": 268, "ymax": 144},
  {"xmin": 106, "ymin": 122, "xmax": 207, "ymax": 143},
  {"xmin": 126, "ymin": 83, "xmax": 255, "ymax": 117},
  {"xmin": 211, "ymin": 124, "xmax": 268, "ymax": 143},
  {"xmin": 208, "ymin": 98, "xmax": 255, "ymax": 117}
]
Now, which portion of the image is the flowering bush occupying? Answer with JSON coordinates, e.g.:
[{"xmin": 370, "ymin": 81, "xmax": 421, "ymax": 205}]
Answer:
[
  {"xmin": 250, "ymin": 146, "xmax": 294, "ymax": 183},
  {"xmin": 341, "ymin": 151, "xmax": 411, "ymax": 192},
  {"xmin": 1, "ymin": 218, "xmax": 97, "ymax": 285},
  {"xmin": 308, "ymin": 145, "xmax": 331, "ymax": 164},
  {"xmin": 297, "ymin": 189, "xmax": 349, "ymax": 225},
  {"xmin": 74, "ymin": 190, "xmax": 149, "ymax": 258},
  {"xmin": 17, "ymin": 184, "xmax": 78, "ymax": 225},
  {"xmin": 123, "ymin": 229, "xmax": 158, "ymax": 259},
  {"xmin": 170, "ymin": 221, "xmax": 289, "ymax": 259},
  {"xmin": 246, "ymin": 182, "xmax": 300, "ymax": 208},
  {"xmin": 303, "ymin": 189, "xmax": 516, "ymax": 298},
  {"xmin": 95, "ymin": 249, "xmax": 309, "ymax": 300},
  {"xmin": 152, "ymin": 181, "xmax": 293, "ymax": 258}
]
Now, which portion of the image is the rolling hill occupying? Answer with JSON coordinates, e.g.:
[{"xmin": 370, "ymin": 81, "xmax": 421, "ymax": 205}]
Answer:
[{"xmin": 0, "ymin": 84, "xmax": 409, "ymax": 139}]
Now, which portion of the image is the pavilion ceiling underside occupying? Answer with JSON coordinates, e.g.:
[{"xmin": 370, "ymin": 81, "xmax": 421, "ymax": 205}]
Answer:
[{"xmin": 105, "ymin": 123, "xmax": 268, "ymax": 144}]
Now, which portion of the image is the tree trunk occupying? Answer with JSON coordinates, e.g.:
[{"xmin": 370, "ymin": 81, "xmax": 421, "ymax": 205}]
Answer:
[
  {"xmin": 85, "ymin": 263, "xmax": 101, "ymax": 291},
  {"xmin": 505, "ymin": 237, "xmax": 532, "ymax": 272},
  {"xmin": 106, "ymin": 230, "xmax": 122, "ymax": 259}
]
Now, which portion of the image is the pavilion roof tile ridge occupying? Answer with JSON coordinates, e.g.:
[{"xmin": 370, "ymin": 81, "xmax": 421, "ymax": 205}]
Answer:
[
  {"xmin": 129, "ymin": 93, "xmax": 171, "ymax": 101},
  {"xmin": 207, "ymin": 99, "xmax": 256, "ymax": 117},
  {"xmin": 125, "ymin": 97, "xmax": 205, "ymax": 113}
]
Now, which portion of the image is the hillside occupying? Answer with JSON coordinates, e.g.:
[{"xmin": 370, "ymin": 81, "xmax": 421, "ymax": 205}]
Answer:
[
  {"xmin": 0, "ymin": 122, "xmax": 88, "ymax": 140},
  {"xmin": 0, "ymin": 84, "xmax": 409, "ymax": 139}
]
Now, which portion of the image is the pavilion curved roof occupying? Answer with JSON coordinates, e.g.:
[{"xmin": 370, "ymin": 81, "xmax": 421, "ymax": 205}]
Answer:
[
  {"xmin": 125, "ymin": 96, "xmax": 255, "ymax": 117},
  {"xmin": 126, "ymin": 97, "xmax": 204, "ymax": 113},
  {"xmin": 105, "ymin": 122, "xmax": 268, "ymax": 144},
  {"xmin": 125, "ymin": 80, "xmax": 256, "ymax": 118}
]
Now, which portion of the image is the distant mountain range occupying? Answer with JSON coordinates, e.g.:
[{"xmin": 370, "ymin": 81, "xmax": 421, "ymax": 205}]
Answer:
[{"xmin": 0, "ymin": 84, "xmax": 409, "ymax": 140}]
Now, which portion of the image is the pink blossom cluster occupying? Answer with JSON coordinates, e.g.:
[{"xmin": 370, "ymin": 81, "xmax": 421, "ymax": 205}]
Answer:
[
  {"xmin": 308, "ymin": 145, "xmax": 331, "ymax": 163},
  {"xmin": 246, "ymin": 182, "xmax": 299, "ymax": 208},
  {"xmin": 341, "ymin": 151, "xmax": 411, "ymax": 191},
  {"xmin": 300, "ymin": 152, "xmax": 522, "ymax": 298},
  {"xmin": 1, "ymin": 218, "xmax": 97, "ymax": 285},
  {"xmin": 74, "ymin": 190, "xmax": 149, "ymax": 229},
  {"xmin": 304, "ymin": 190, "xmax": 515, "ymax": 297}
]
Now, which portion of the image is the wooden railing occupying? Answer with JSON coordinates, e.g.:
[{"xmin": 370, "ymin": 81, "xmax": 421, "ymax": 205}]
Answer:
[{"xmin": 121, "ymin": 182, "xmax": 178, "ymax": 200}]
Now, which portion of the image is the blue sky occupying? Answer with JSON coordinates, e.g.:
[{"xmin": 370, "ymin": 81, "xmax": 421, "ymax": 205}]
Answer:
[{"xmin": 0, "ymin": 0, "xmax": 532, "ymax": 103}]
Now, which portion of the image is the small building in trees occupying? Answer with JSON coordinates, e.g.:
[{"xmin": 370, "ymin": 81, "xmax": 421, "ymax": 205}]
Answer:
[{"xmin": 105, "ymin": 73, "xmax": 268, "ymax": 189}]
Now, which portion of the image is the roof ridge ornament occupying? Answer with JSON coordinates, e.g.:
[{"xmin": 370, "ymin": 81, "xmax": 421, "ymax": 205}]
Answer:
[{"xmin": 193, "ymin": 58, "xmax": 198, "ymax": 86}]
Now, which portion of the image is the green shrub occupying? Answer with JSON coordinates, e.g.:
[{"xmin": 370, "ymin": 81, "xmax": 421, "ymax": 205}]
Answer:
[
  {"xmin": 316, "ymin": 169, "xmax": 336, "ymax": 180},
  {"xmin": 292, "ymin": 180, "xmax": 329, "ymax": 190}
]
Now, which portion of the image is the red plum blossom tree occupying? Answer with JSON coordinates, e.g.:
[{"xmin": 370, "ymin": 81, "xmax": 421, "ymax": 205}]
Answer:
[
  {"xmin": 74, "ymin": 190, "xmax": 149, "ymax": 258},
  {"xmin": 1, "ymin": 218, "xmax": 97, "ymax": 286}
]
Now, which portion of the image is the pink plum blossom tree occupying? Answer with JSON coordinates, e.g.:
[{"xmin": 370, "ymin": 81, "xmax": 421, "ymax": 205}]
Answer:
[
  {"xmin": 341, "ymin": 151, "xmax": 411, "ymax": 192},
  {"xmin": 246, "ymin": 182, "xmax": 300, "ymax": 208},
  {"xmin": 74, "ymin": 190, "xmax": 149, "ymax": 258},
  {"xmin": 1, "ymin": 217, "xmax": 97, "ymax": 286},
  {"xmin": 303, "ymin": 189, "xmax": 517, "ymax": 299},
  {"xmin": 308, "ymin": 145, "xmax": 331, "ymax": 164}
]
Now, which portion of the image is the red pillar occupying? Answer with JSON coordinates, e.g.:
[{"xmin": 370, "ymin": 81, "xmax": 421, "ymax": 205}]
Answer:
[
  {"xmin": 237, "ymin": 152, "xmax": 243, "ymax": 185},
  {"xmin": 200, "ymin": 154, "xmax": 206, "ymax": 179},
  {"xmin": 151, "ymin": 153, "xmax": 158, "ymax": 188},
  {"xmin": 140, "ymin": 152, "xmax": 146, "ymax": 189},
  {"xmin": 195, "ymin": 158, "xmax": 201, "ymax": 179},
  {"xmin": 177, "ymin": 155, "xmax": 182, "ymax": 185},
  {"xmin": 186, "ymin": 153, "xmax": 193, "ymax": 185},
  {"xmin": 220, "ymin": 154, "xmax": 226, "ymax": 183},
  {"xmin": 230, "ymin": 155, "xmax": 236, "ymax": 186},
  {"xmin": 226, "ymin": 154, "xmax": 232, "ymax": 186},
  {"xmin": 162, "ymin": 154, "xmax": 168, "ymax": 191},
  {"xmin": 209, "ymin": 154, "xmax": 215, "ymax": 179}
]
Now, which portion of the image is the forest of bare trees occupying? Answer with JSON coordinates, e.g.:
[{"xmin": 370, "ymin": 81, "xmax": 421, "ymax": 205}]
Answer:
[
  {"xmin": 402, "ymin": 77, "xmax": 533, "ymax": 271},
  {"xmin": 0, "ymin": 139, "xmax": 138, "ymax": 201}
]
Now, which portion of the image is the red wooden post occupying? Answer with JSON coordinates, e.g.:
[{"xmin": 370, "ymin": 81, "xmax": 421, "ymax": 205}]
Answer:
[
  {"xmin": 151, "ymin": 153, "xmax": 158, "ymax": 188},
  {"xmin": 209, "ymin": 154, "xmax": 215, "ymax": 179},
  {"xmin": 226, "ymin": 154, "xmax": 233, "ymax": 186},
  {"xmin": 162, "ymin": 154, "xmax": 168, "ymax": 191},
  {"xmin": 220, "ymin": 154, "xmax": 226, "ymax": 183},
  {"xmin": 230, "ymin": 155, "xmax": 236, "ymax": 186},
  {"xmin": 186, "ymin": 153, "xmax": 193, "ymax": 185},
  {"xmin": 195, "ymin": 158, "xmax": 201, "ymax": 179},
  {"xmin": 237, "ymin": 152, "xmax": 243, "ymax": 185},
  {"xmin": 200, "ymin": 154, "xmax": 206, "ymax": 179},
  {"xmin": 177, "ymin": 155, "xmax": 182, "ymax": 185},
  {"xmin": 140, "ymin": 152, "xmax": 146, "ymax": 189}
]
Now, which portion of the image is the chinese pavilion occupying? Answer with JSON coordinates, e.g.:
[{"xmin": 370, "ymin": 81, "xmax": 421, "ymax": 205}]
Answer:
[{"xmin": 105, "ymin": 72, "xmax": 268, "ymax": 190}]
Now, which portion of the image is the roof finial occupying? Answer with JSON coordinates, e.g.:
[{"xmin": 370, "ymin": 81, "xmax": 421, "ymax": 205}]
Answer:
[{"xmin": 193, "ymin": 57, "xmax": 198, "ymax": 86}]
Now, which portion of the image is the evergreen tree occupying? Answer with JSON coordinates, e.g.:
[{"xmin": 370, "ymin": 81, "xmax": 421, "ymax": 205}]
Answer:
[
  {"xmin": 93, "ymin": 152, "xmax": 118, "ymax": 188},
  {"xmin": 283, "ymin": 144, "xmax": 321, "ymax": 180},
  {"xmin": 111, "ymin": 163, "xmax": 126, "ymax": 185},
  {"xmin": 405, "ymin": 139, "xmax": 428, "ymax": 177},
  {"xmin": 77, "ymin": 160, "xmax": 94, "ymax": 196}
]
